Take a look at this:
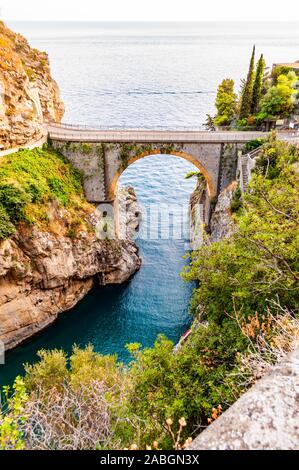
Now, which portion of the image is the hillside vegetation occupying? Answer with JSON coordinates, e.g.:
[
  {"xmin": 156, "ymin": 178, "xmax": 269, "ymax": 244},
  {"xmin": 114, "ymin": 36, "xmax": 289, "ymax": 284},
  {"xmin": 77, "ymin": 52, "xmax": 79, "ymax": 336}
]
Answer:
[{"xmin": 0, "ymin": 146, "xmax": 93, "ymax": 240}]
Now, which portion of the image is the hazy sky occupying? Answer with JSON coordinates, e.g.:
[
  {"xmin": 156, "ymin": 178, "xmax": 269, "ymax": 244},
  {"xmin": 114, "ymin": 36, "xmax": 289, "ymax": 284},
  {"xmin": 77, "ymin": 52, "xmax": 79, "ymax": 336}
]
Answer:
[{"xmin": 1, "ymin": 0, "xmax": 299, "ymax": 22}]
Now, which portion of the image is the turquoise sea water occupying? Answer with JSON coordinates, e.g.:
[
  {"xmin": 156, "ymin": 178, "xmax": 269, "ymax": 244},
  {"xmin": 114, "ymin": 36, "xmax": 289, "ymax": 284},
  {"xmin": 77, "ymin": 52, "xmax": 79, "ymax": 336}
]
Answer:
[{"xmin": 1, "ymin": 21, "xmax": 299, "ymax": 385}]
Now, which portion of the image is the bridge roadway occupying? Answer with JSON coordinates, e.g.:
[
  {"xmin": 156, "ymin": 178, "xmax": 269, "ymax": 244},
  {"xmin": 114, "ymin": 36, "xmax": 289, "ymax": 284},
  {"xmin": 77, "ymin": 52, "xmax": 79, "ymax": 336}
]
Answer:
[{"xmin": 47, "ymin": 123, "xmax": 299, "ymax": 144}]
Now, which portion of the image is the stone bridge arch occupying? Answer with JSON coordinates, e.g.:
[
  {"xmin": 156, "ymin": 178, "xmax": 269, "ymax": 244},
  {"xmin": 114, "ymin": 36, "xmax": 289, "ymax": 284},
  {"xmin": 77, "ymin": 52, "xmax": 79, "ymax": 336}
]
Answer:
[
  {"xmin": 47, "ymin": 126, "xmax": 280, "ymax": 224},
  {"xmin": 51, "ymin": 139, "xmax": 227, "ymax": 206},
  {"xmin": 50, "ymin": 135, "xmax": 243, "ymax": 227},
  {"xmin": 108, "ymin": 148, "xmax": 217, "ymax": 200}
]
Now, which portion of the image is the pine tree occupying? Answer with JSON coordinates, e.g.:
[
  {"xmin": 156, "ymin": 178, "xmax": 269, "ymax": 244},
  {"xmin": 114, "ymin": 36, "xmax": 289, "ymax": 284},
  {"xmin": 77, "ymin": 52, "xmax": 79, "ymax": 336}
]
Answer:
[
  {"xmin": 251, "ymin": 54, "xmax": 265, "ymax": 114},
  {"xmin": 239, "ymin": 45, "xmax": 256, "ymax": 119}
]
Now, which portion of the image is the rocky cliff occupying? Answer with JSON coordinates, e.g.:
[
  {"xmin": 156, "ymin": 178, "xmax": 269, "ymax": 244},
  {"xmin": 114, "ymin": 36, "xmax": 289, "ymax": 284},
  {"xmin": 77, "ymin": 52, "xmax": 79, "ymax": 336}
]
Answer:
[
  {"xmin": 117, "ymin": 186, "xmax": 142, "ymax": 240},
  {"xmin": 189, "ymin": 178, "xmax": 237, "ymax": 246},
  {"xmin": 0, "ymin": 21, "xmax": 64, "ymax": 150},
  {"xmin": 209, "ymin": 181, "xmax": 237, "ymax": 243},
  {"xmin": 0, "ymin": 191, "xmax": 141, "ymax": 351}
]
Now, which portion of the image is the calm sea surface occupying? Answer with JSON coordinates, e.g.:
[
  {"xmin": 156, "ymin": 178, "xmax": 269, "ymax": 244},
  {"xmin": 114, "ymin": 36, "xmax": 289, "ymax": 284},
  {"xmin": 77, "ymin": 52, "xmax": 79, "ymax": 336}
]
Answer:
[{"xmin": 1, "ymin": 21, "xmax": 299, "ymax": 385}]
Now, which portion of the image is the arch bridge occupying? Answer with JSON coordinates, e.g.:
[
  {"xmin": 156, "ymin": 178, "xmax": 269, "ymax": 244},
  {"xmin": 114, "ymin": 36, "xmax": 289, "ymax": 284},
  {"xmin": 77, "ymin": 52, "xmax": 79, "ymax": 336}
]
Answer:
[{"xmin": 48, "ymin": 124, "xmax": 275, "ymax": 224}]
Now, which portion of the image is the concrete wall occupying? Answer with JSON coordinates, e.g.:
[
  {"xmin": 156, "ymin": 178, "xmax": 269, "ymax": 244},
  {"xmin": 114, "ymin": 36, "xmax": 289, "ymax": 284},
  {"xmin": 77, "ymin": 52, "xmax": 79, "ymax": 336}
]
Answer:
[
  {"xmin": 0, "ymin": 135, "xmax": 47, "ymax": 158},
  {"xmin": 189, "ymin": 348, "xmax": 299, "ymax": 450}
]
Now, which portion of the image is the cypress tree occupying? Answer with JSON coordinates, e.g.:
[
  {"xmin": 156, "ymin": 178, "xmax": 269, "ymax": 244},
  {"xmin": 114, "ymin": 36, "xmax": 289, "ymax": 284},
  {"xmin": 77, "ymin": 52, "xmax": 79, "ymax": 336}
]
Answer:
[
  {"xmin": 251, "ymin": 54, "xmax": 265, "ymax": 114},
  {"xmin": 239, "ymin": 45, "xmax": 256, "ymax": 119}
]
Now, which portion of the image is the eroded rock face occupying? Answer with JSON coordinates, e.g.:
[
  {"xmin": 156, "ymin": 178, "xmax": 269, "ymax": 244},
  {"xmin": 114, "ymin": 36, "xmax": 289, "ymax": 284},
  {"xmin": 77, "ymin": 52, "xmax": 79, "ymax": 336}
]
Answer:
[
  {"xmin": 210, "ymin": 181, "xmax": 237, "ymax": 243},
  {"xmin": 189, "ymin": 177, "xmax": 208, "ymax": 249},
  {"xmin": 189, "ymin": 179, "xmax": 237, "ymax": 246},
  {"xmin": 0, "ymin": 207, "xmax": 141, "ymax": 351},
  {"xmin": 0, "ymin": 21, "xmax": 64, "ymax": 150}
]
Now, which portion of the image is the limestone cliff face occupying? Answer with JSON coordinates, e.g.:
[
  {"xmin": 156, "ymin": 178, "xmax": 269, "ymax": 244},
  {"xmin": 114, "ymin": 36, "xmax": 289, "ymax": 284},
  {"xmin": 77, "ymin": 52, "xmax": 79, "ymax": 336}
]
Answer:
[
  {"xmin": 0, "ymin": 197, "xmax": 141, "ymax": 351},
  {"xmin": 189, "ymin": 180, "xmax": 237, "ymax": 246},
  {"xmin": 189, "ymin": 177, "xmax": 208, "ymax": 249},
  {"xmin": 0, "ymin": 21, "xmax": 64, "ymax": 150},
  {"xmin": 209, "ymin": 182, "xmax": 237, "ymax": 243}
]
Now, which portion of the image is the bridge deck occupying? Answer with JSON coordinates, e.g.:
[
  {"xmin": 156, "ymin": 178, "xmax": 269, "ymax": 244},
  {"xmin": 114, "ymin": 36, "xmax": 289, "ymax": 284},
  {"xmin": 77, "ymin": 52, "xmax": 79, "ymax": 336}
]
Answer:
[{"xmin": 47, "ymin": 124, "xmax": 299, "ymax": 144}]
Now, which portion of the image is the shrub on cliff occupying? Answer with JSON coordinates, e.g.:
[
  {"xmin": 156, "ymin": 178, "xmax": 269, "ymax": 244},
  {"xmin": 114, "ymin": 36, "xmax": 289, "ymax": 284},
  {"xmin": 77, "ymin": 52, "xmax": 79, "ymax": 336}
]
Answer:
[
  {"xmin": 1, "ymin": 346, "xmax": 132, "ymax": 450},
  {"xmin": 239, "ymin": 46, "xmax": 256, "ymax": 119},
  {"xmin": 213, "ymin": 48, "xmax": 299, "ymax": 128},
  {"xmin": 0, "ymin": 184, "xmax": 31, "ymax": 223},
  {"xmin": 242, "ymin": 138, "xmax": 265, "ymax": 154},
  {"xmin": 0, "ymin": 205, "xmax": 15, "ymax": 240}
]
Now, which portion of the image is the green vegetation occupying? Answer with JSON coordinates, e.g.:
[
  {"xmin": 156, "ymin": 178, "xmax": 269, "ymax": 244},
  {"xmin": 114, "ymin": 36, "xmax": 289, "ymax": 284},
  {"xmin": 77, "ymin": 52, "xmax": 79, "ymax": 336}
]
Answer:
[
  {"xmin": 0, "ymin": 146, "xmax": 91, "ymax": 239},
  {"xmin": 251, "ymin": 54, "xmax": 265, "ymax": 114},
  {"xmin": 271, "ymin": 65, "xmax": 292, "ymax": 84},
  {"xmin": 230, "ymin": 185, "xmax": 242, "ymax": 213},
  {"xmin": 242, "ymin": 138, "xmax": 265, "ymax": 154},
  {"xmin": 0, "ymin": 205, "xmax": 15, "ymax": 239},
  {"xmin": 211, "ymin": 47, "xmax": 299, "ymax": 129},
  {"xmin": 185, "ymin": 170, "xmax": 203, "ymax": 180},
  {"xmin": 81, "ymin": 143, "xmax": 93, "ymax": 155},
  {"xmin": 214, "ymin": 79, "xmax": 237, "ymax": 126},
  {"xmin": 261, "ymin": 71, "xmax": 298, "ymax": 118},
  {"xmin": 1, "ymin": 137, "xmax": 298, "ymax": 450},
  {"xmin": 118, "ymin": 143, "xmax": 181, "ymax": 169},
  {"xmin": 119, "ymin": 143, "xmax": 132, "ymax": 168},
  {"xmin": 184, "ymin": 135, "xmax": 299, "ymax": 320},
  {"xmin": 239, "ymin": 45, "xmax": 256, "ymax": 119},
  {"xmin": 0, "ymin": 378, "xmax": 27, "ymax": 450}
]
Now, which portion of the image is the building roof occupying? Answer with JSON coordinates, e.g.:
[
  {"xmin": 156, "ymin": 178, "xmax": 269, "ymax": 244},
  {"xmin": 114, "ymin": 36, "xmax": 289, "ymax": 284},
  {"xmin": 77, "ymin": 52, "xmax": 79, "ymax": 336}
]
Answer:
[{"xmin": 273, "ymin": 60, "xmax": 299, "ymax": 70}]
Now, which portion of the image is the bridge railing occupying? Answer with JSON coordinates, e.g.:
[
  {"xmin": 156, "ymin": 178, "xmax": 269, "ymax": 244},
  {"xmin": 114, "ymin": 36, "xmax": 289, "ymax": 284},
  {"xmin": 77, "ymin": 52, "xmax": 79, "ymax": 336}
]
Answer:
[
  {"xmin": 48, "ymin": 131, "xmax": 273, "ymax": 144},
  {"xmin": 247, "ymin": 146, "xmax": 263, "ymax": 160},
  {"xmin": 46, "ymin": 121, "xmax": 207, "ymax": 132},
  {"xmin": 47, "ymin": 122, "xmax": 299, "ymax": 138}
]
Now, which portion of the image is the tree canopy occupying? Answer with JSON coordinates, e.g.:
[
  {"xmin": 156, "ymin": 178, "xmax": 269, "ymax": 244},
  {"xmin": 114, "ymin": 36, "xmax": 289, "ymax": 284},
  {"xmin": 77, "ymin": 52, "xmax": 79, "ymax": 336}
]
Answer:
[
  {"xmin": 214, "ymin": 78, "xmax": 237, "ymax": 126},
  {"xmin": 261, "ymin": 71, "xmax": 298, "ymax": 118}
]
